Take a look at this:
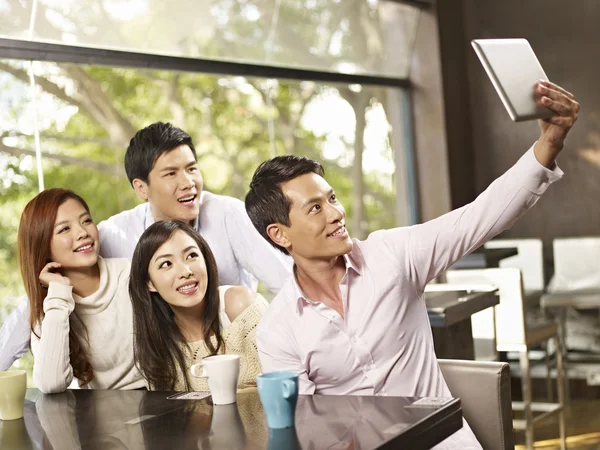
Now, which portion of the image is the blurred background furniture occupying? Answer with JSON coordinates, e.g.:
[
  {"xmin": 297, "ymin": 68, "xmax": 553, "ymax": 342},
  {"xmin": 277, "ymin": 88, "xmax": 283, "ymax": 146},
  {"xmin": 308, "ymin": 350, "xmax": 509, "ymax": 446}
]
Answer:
[
  {"xmin": 485, "ymin": 238, "xmax": 545, "ymax": 307},
  {"xmin": 542, "ymin": 237, "xmax": 600, "ymax": 399},
  {"xmin": 450, "ymin": 246, "xmax": 518, "ymax": 270},
  {"xmin": 439, "ymin": 359, "xmax": 514, "ymax": 450},
  {"xmin": 425, "ymin": 287, "xmax": 499, "ymax": 360},
  {"xmin": 445, "ymin": 268, "xmax": 566, "ymax": 450}
]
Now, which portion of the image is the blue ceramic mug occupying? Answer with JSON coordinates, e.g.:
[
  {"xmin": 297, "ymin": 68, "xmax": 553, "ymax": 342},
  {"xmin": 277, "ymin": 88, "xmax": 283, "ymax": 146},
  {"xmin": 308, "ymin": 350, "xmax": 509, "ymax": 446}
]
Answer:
[
  {"xmin": 256, "ymin": 371, "xmax": 299, "ymax": 429},
  {"xmin": 267, "ymin": 426, "xmax": 301, "ymax": 450}
]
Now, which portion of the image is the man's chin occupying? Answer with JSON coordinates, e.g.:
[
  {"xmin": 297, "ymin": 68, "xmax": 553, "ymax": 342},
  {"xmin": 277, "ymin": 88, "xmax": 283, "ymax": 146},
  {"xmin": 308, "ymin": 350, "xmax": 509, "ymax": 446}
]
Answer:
[
  {"xmin": 341, "ymin": 239, "xmax": 354, "ymax": 254},
  {"xmin": 177, "ymin": 208, "xmax": 200, "ymax": 224},
  {"xmin": 326, "ymin": 239, "xmax": 354, "ymax": 257}
]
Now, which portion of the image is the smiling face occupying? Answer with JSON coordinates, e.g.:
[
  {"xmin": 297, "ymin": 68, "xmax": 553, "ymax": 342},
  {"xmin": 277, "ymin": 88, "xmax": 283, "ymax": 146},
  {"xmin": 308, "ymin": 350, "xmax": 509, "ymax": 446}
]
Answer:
[
  {"xmin": 133, "ymin": 145, "xmax": 203, "ymax": 224},
  {"xmin": 274, "ymin": 172, "xmax": 353, "ymax": 261},
  {"xmin": 49, "ymin": 198, "xmax": 99, "ymax": 268},
  {"xmin": 147, "ymin": 229, "xmax": 209, "ymax": 312}
]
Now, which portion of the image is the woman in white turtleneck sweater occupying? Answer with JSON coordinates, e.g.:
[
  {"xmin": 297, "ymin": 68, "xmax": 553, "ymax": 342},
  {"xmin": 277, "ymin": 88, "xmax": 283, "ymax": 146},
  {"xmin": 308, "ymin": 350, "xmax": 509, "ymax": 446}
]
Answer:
[{"xmin": 18, "ymin": 188, "xmax": 144, "ymax": 393}]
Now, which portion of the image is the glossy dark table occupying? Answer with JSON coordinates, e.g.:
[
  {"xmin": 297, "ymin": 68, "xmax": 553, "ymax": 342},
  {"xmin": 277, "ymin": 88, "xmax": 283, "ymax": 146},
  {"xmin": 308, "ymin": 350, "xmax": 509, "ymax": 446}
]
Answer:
[
  {"xmin": 425, "ymin": 289, "xmax": 499, "ymax": 360},
  {"xmin": 451, "ymin": 247, "xmax": 518, "ymax": 270},
  {"xmin": 3, "ymin": 388, "xmax": 463, "ymax": 450}
]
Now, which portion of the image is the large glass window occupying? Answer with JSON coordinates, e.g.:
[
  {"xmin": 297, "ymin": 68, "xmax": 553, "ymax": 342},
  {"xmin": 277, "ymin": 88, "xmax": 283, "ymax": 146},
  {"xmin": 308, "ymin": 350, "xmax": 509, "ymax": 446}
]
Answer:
[
  {"xmin": 0, "ymin": 0, "xmax": 420, "ymax": 78},
  {"xmin": 0, "ymin": 58, "xmax": 411, "ymax": 377},
  {"xmin": 0, "ymin": 0, "xmax": 422, "ymax": 386}
]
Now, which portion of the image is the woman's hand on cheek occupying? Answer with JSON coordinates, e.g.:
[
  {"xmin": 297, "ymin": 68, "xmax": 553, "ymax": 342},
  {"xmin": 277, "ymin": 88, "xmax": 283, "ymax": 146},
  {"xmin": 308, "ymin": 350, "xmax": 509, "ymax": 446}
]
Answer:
[{"xmin": 39, "ymin": 262, "xmax": 72, "ymax": 288}]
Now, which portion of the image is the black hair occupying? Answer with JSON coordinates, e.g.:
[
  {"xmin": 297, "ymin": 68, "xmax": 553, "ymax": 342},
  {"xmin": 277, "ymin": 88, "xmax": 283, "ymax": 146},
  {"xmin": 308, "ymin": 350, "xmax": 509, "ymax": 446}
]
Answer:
[
  {"xmin": 125, "ymin": 122, "xmax": 197, "ymax": 185},
  {"xmin": 129, "ymin": 220, "xmax": 223, "ymax": 390},
  {"xmin": 245, "ymin": 155, "xmax": 324, "ymax": 254}
]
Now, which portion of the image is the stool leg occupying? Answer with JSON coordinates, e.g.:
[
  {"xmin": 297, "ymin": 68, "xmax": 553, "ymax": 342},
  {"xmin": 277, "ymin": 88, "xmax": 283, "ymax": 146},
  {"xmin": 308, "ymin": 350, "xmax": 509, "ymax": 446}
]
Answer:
[
  {"xmin": 520, "ymin": 349, "xmax": 534, "ymax": 450},
  {"xmin": 545, "ymin": 341, "xmax": 554, "ymax": 402},
  {"xmin": 554, "ymin": 335, "xmax": 567, "ymax": 450},
  {"xmin": 559, "ymin": 308, "xmax": 570, "ymax": 401}
]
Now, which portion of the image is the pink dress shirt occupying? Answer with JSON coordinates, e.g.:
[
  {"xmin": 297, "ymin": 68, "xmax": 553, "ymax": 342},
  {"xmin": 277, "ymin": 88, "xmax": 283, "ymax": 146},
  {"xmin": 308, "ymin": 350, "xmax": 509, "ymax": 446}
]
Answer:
[{"xmin": 257, "ymin": 147, "xmax": 563, "ymax": 449}]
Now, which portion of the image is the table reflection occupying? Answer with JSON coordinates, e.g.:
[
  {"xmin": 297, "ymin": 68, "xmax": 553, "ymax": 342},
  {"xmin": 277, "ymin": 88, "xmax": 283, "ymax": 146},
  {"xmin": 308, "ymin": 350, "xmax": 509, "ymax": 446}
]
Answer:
[{"xmin": 25, "ymin": 389, "xmax": 459, "ymax": 450}]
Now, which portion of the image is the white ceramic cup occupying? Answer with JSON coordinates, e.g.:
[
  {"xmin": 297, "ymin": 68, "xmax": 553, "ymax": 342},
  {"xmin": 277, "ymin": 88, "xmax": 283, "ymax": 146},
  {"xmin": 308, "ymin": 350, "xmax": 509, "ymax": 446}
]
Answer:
[
  {"xmin": 0, "ymin": 370, "xmax": 27, "ymax": 421},
  {"xmin": 190, "ymin": 355, "xmax": 240, "ymax": 405}
]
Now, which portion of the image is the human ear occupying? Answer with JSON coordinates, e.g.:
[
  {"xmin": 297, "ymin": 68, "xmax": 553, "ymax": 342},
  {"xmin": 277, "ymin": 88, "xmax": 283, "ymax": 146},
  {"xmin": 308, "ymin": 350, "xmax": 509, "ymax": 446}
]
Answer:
[
  {"xmin": 266, "ymin": 224, "xmax": 291, "ymax": 251},
  {"xmin": 147, "ymin": 279, "xmax": 158, "ymax": 293},
  {"xmin": 132, "ymin": 179, "xmax": 149, "ymax": 201}
]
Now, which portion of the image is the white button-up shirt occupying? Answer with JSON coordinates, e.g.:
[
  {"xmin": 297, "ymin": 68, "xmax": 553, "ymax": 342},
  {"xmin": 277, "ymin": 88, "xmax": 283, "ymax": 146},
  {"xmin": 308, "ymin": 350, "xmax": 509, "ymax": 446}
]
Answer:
[
  {"xmin": 0, "ymin": 191, "xmax": 292, "ymax": 371},
  {"xmin": 257, "ymin": 148, "xmax": 562, "ymax": 449},
  {"xmin": 98, "ymin": 191, "xmax": 292, "ymax": 292}
]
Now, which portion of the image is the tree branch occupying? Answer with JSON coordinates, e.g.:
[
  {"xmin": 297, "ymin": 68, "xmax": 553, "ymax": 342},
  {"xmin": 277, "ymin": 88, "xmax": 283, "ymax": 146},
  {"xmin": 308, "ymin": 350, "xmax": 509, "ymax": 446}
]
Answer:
[
  {"xmin": 60, "ymin": 65, "xmax": 136, "ymax": 146},
  {"xmin": 0, "ymin": 62, "xmax": 86, "ymax": 111},
  {"xmin": 5, "ymin": 131, "xmax": 119, "ymax": 148},
  {"xmin": 0, "ymin": 62, "xmax": 136, "ymax": 147},
  {"xmin": 0, "ymin": 143, "xmax": 124, "ymax": 177}
]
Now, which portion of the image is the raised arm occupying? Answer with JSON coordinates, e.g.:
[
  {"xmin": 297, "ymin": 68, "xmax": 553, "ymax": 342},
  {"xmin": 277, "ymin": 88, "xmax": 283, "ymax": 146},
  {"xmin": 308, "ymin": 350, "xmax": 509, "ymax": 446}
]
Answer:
[
  {"xmin": 379, "ymin": 81, "xmax": 579, "ymax": 291},
  {"xmin": 383, "ymin": 147, "xmax": 562, "ymax": 290},
  {"xmin": 225, "ymin": 200, "xmax": 293, "ymax": 294},
  {"xmin": 31, "ymin": 280, "xmax": 75, "ymax": 394},
  {"xmin": 0, "ymin": 296, "xmax": 31, "ymax": 371}
]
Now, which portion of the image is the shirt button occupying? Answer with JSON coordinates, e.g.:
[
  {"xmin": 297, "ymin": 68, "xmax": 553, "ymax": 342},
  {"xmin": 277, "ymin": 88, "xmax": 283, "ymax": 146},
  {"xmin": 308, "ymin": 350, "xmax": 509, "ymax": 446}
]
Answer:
[{"xmin": 542, "ymin": 177, "xmax": 549, "ymax": 183}]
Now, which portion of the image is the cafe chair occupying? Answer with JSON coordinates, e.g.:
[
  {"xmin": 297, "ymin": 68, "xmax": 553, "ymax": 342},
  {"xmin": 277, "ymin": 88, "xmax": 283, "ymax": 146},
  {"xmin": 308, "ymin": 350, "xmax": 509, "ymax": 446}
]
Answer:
[
  {"xmin": 484, "ymin": 238, "xmax": 546, "ymax": 305},
  {"xmin": 547, "ymin": 237, "xmax": 600, "ymax": 292},
  {"xmin": 446, "ymin": 268, "xmax": 566, "ymax": 450},
  {"xmin": 438, "ymin": 359, "xmax": 513, "ymax": 450},
  {"xmin": 542, "ymin": 237, "xmax": 600, "ymax": 401}
]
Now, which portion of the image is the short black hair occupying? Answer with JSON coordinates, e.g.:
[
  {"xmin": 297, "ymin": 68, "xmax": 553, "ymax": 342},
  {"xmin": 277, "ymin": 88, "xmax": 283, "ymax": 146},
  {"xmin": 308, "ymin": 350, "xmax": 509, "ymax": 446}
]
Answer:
[
  {"xmin": 245, "ymin": 155, "xmax": 324, "ymax": 255},
  {"xmin": 124, "ymin": 122, "xmax": 197, "ymax": 185}
]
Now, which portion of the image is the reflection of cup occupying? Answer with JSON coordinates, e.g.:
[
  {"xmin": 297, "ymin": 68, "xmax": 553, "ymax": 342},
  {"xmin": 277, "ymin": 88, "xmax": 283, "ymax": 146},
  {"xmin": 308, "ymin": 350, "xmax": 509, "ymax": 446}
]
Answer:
[
  {"xmin": 257, "ymin": 371, "xmax": 298, "ymax": 429},
  {"xmin": 268, "ymin": 426, "xmax": 301, "ymax": 450},
  {"xmin": 207, "ymin": 404, "xmax": 246, "ymax": 449},
  {"xmin": 0, "ymin": 370, "xmax": 27, "ymax": 420},
  {"xmin": 191, "ymin": 355, "xmax": 240, "ymax": 405},
  {"xmin": 0, "ymin": 417, "xmax": 34, "ymax": 449}
]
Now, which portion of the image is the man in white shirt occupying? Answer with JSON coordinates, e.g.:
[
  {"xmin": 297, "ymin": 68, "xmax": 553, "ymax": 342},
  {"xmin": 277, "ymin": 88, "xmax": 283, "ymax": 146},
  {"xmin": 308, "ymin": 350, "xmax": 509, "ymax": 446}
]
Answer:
[
  {"xmin": 0, "ymin": 122, "xmax": 293, "ymax": 371},
  {"xmin": 244, "ymin": 81, "xmax": 579, "ymax": 449}
]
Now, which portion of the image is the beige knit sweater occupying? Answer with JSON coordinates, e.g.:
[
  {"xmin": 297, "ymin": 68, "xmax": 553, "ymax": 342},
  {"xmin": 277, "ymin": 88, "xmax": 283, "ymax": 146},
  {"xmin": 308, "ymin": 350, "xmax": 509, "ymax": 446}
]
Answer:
[
  {"xmin": 31, "ymin": 257, "xmax": 145, "ymax": 393},
  {"xmin": 174, "ymin": 286, "xmax": 268, "ymax": 392}
]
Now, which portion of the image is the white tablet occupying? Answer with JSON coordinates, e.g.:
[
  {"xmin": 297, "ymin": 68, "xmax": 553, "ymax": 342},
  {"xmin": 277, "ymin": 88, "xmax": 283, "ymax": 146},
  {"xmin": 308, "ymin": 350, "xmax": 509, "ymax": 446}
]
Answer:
[{"xmin": 471, "ymin": 38, "xmax": 553, "ymax": 122}]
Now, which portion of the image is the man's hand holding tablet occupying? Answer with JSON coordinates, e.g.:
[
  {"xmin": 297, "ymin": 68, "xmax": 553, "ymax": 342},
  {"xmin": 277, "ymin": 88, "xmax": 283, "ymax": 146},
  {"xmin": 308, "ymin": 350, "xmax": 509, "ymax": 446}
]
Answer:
[{"xmin": 472, "ymin": 38, "xmax": 579, "ymax": 167}]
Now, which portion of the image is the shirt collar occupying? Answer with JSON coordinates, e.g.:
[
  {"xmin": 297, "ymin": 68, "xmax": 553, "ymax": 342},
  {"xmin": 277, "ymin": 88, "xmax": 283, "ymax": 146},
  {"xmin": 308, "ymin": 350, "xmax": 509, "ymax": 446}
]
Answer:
[
  {"xmin": 143, "ymin": 203, "xmax": 155, "ymax": 229},
  {"xmin": 293, "ymin": 253, "xmax": 362, "ymax": 314}
]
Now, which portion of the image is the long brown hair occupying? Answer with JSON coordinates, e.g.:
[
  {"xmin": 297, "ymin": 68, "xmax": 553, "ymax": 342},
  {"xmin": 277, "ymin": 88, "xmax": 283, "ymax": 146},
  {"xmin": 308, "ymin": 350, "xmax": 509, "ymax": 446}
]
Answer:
[
  {"xmin": 129, "ymin": 220, "xmax": 224, "ymax": 390},
  {"xmin": 18, "ymin": 188, "xmax": 94, "ymax": 385}
]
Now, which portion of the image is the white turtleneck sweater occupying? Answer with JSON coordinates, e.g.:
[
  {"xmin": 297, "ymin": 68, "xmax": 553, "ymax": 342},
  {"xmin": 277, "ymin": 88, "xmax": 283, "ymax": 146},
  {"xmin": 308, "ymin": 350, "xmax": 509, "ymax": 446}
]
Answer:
[{"xmin": 31, "ymin": 257, "xmax": 144, "ymax": 393}]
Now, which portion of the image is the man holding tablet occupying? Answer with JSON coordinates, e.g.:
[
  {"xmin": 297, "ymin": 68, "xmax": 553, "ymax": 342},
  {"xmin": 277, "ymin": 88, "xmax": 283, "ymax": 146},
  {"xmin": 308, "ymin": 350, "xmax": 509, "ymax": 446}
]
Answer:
[{"xmin": 245, "ymin": 80, "xmax": 579, "ymax": 449}]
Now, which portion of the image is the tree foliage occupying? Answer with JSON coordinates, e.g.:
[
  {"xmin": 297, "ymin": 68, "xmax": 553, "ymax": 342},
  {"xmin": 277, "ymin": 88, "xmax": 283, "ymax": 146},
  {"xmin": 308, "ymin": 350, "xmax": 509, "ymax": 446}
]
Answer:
[{"xmin": 0, "ymin": 1, "xmax": 417, "ymax": 375}]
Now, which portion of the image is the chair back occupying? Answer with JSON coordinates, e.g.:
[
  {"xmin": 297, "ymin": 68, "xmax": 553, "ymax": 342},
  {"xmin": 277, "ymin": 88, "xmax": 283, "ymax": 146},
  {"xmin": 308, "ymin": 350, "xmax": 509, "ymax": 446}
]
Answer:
[
  {"xmin": 439, "ymin": 359, "xmax": 514, "ymax": 450},
  {"xmin": 446, "ymin": 268, "xmax": 527, "ymax": 350},
  {"xmin": 484, "ymin": 238, "xmax": 544, "ymax": 291},
  {"xmin": 549, "ymin": 237, "xmax": 600, "ymax": 292}
]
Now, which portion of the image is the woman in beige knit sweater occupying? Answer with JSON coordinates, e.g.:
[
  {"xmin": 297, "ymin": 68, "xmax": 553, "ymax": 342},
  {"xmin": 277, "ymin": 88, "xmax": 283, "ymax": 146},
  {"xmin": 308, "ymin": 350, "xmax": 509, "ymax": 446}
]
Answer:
[
  {"xmin": 19, "ymin": 189, "xmax": 145, "ymax": 393},
  {"xmin": 129, "ymin": 220, "xmax": 267, "ymax": 391}
]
